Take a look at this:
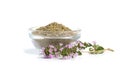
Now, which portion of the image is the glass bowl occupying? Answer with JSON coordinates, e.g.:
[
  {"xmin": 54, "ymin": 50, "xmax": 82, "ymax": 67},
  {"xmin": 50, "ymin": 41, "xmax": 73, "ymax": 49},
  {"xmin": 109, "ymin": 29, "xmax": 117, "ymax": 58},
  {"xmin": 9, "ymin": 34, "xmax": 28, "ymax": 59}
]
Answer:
[{"xmin": 29, "ymin": 27, "xmax": 81, "ymax": 49}]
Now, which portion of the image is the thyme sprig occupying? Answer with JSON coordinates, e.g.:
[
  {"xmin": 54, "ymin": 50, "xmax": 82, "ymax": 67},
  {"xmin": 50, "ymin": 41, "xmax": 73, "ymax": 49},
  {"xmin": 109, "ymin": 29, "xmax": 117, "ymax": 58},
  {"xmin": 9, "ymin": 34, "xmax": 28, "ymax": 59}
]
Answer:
[{"xmin": 41, "ymin": 41, "xmax": 114, "ymax": 59}]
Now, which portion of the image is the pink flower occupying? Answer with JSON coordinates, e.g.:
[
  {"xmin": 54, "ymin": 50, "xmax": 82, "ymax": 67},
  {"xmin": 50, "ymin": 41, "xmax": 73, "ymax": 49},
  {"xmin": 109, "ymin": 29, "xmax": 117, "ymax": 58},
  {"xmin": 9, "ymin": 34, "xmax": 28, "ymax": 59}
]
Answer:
[
  {"xmin": 80, "ymin": 42, "xmax": 84, "ymax": 47},
  {"xmin": 76, "ymin": 40, "xmax": 80, "ymax": 44},
  {"xmin": 60, "ymin": 48, "xmax": 64, "ymax": 51},
  {"xmin": 49, "ymin": 45, "xmax": 54, "ymax": 48},
  {"xmin": 49, "ymin": 48, "xmax": 53, "ymax": 53},
  {"xmin": 48, "ymin": 54, "xmax": 54, "ymax": 58},
  {"xmin": 69, "ymin": 53, "xmax": 78, "ymax": 58},
  {"xmin": 92, "ymin": 41, "xmax": 96, "ymax": 44},
  {"xmin": 68, "ymin": 44, "xmax": 73, "ymax": 48},
  {"xmin": 59, "ymin": 43, "xmax": 63, "ymax": 46},
  {"xmin": 54, "ymin": 48, "xmax": 57, "ymax": 52}
]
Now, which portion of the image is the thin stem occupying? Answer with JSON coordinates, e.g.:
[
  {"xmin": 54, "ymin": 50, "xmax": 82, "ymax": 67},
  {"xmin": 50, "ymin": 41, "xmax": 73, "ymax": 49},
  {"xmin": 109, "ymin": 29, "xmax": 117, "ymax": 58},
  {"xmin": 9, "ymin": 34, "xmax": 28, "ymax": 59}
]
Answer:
[{"xmin": 80, "ymin": 48, "xmax": 114, "ymax": 53}]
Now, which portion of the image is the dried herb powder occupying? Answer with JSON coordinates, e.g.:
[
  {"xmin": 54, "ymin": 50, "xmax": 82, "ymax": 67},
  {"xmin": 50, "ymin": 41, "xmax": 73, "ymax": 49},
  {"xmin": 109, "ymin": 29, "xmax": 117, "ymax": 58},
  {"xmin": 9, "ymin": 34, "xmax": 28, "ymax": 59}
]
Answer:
[
  {"xmin": 37, "ymin": 22, "xmax": 72, "ymax": 31},
  {"xmin": 32, "ymin": 22, "xmax": 75, "ymax": 37},
  {"xmin": 31, "ymin": 22, "xmax": 80, "ymax": 48}
]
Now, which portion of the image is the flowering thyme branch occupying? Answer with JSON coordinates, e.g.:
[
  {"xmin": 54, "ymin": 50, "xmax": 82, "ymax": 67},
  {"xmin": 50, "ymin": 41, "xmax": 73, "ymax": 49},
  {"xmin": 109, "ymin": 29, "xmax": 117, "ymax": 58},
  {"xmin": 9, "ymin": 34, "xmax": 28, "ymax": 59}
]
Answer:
[{"xmin": 41, "ymin": 41, "xmax": 114, "ymax": 59}]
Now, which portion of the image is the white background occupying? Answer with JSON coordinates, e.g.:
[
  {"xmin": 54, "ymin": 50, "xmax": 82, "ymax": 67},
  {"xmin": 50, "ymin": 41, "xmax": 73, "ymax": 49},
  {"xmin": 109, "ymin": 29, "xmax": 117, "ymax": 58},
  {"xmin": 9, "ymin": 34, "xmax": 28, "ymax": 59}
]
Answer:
[{"xmin": 0, "ymin": 0, "xmax": 120, "ymax": 80}]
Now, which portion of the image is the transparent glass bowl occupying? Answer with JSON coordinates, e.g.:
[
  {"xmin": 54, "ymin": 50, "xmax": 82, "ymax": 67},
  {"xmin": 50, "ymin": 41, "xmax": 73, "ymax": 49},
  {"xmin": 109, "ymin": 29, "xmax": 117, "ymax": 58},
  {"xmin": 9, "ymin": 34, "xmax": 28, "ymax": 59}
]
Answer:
[{"xmin": 29, "ymin": 27, "xmax": 81, "ymax": 49}]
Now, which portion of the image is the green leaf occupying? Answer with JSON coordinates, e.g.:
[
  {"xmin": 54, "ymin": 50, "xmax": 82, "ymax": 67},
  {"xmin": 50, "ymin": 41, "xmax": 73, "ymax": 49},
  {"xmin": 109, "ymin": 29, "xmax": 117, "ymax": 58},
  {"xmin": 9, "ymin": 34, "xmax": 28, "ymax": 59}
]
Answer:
[
  {"xmin": 77, "ymin": 51, "xmax": 82, "ymax": 55},
  {"xmin": 95, "ymin": 45, "xmax": 104, "ymax": 51},
  {"xmin": 88, "ymin": 43, "xmax": 92, "ymax": 47}
]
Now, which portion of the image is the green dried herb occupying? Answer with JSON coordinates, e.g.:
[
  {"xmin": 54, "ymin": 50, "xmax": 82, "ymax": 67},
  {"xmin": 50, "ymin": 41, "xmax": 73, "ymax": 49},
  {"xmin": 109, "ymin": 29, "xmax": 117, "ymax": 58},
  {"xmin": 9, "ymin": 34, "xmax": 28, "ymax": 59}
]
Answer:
[
  {"xmin": 37, "ymin": 22, "xmax": 72, "ymax": 31},
  {"xmin": 31, "ymin": 22, "xmax": 78, "ymax": 48}
]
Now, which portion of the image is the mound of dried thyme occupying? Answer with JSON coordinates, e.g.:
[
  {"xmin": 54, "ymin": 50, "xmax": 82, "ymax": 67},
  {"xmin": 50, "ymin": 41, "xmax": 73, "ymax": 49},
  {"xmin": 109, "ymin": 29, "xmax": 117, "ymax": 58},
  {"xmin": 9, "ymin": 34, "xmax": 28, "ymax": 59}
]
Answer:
[
  {"xmin": 32, "ymin": 22, "xmax": 75, "ymax": 37},
  {"xmin": 37, "ymin": 22, "xmax": 72, "ymax": 31},
  {"xmin": 31, "ymin": 22, "xmax": 80, "ymax": 48}
]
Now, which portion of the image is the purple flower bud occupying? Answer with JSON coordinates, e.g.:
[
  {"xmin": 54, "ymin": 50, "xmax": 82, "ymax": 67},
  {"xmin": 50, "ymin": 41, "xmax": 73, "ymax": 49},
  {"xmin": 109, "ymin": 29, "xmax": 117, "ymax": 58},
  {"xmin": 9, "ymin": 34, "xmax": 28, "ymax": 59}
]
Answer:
[
  {"xmin": 49, "ymin": 48, "xmax": 53, "ymax": 53},
  {"xmin": 92, "ymin": 41, "xmax": 96, "ymax": 44},
  {"xmin": 80, "ymin": 42, "xmax": 84, "ymax": 47}
]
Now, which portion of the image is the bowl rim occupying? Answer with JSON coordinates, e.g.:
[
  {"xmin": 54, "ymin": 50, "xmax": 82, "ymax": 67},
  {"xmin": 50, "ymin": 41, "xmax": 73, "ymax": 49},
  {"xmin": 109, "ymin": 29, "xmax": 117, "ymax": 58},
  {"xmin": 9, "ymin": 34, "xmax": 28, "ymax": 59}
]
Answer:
[{"xmin": 29, "ymin": 27, "xmax": 81, "ymax": 39}]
